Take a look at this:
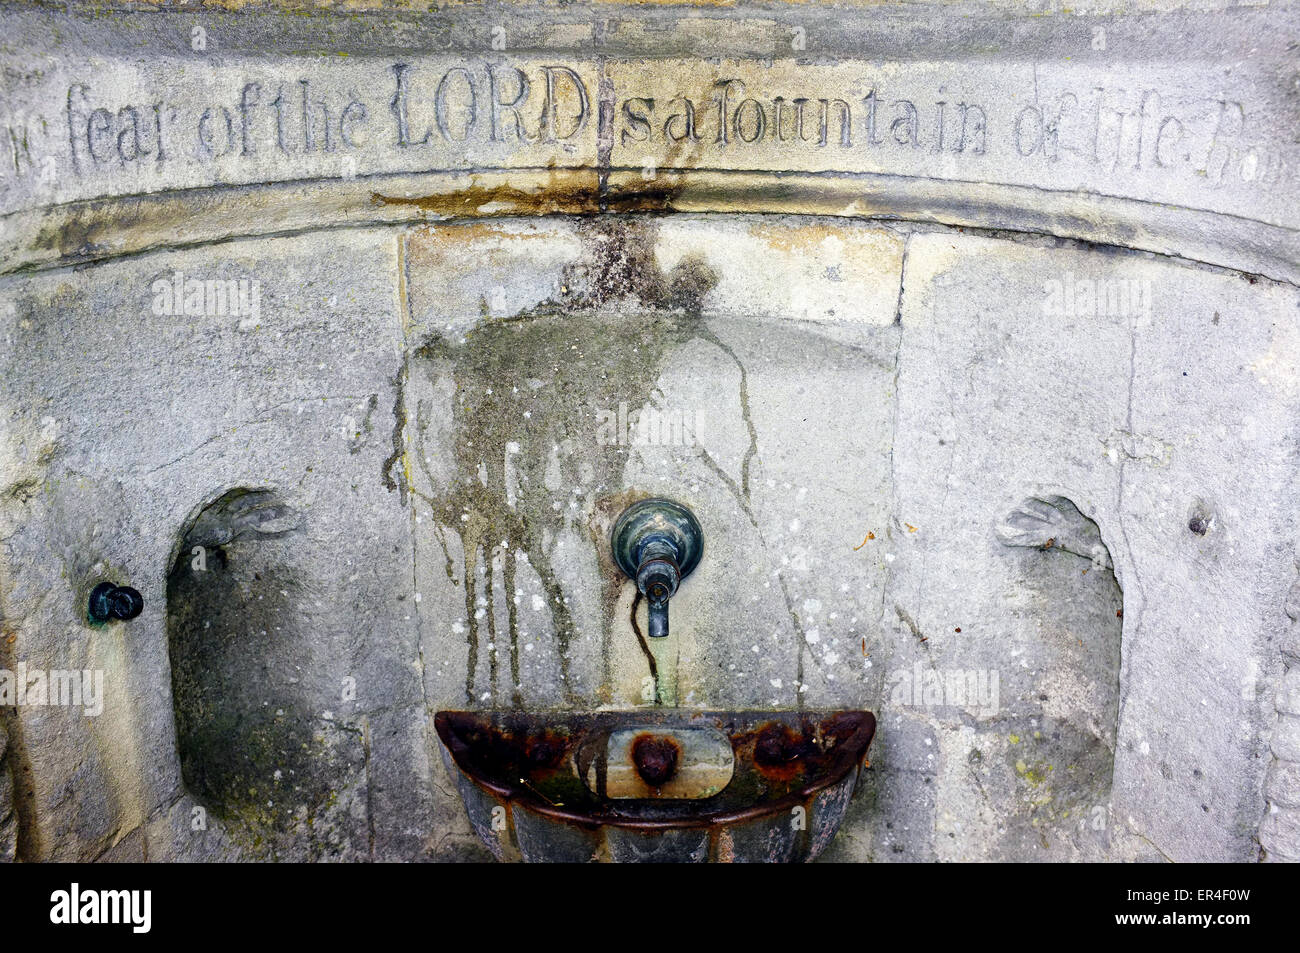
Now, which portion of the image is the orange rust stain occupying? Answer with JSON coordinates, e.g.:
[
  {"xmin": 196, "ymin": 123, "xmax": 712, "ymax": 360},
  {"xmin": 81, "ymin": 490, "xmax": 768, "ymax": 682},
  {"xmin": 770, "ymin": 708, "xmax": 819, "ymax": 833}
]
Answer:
[
  {"xmin": 751, "ymin": 221, "xmax": 845, "ymax": 256},
  {"xmin": 716, "ymin": 829, "xmax": 735, "ymax": 863},
  {"xmin": 852, "ymin": 531, "xmax": 875, "ymax": 550}
]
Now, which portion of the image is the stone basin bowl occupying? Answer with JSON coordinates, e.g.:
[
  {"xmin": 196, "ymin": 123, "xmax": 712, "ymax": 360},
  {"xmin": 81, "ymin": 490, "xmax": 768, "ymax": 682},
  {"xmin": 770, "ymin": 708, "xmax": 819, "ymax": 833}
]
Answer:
[{"xmin": 435, "ymin": 708, "xmax": 876, "ymax": 862}]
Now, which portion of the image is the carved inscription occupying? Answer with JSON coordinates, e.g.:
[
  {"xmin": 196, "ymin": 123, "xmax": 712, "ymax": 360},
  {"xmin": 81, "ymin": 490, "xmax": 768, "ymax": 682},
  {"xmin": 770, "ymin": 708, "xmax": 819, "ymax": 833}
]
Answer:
[
  {"xmin": 618, "ymin": 86, "xmax": 988, "ymax": 155},
  {"xmin": 0, "ymin": 58, "xmax": 1291, "ymax": 218}
]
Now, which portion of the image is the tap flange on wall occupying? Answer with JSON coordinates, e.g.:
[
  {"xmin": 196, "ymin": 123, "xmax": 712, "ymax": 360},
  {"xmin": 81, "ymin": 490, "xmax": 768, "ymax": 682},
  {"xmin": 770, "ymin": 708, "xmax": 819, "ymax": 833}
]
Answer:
[{"xmin": 611, "ymin": 498, "xmax": 703, "ymax": 640}]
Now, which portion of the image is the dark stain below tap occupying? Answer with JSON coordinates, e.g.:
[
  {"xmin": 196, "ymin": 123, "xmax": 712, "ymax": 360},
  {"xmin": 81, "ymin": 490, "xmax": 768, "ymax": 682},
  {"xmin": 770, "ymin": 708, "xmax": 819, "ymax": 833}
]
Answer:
[{"xmin": 406, "ymin": 217, "xmax": 719, "ymax": 707}]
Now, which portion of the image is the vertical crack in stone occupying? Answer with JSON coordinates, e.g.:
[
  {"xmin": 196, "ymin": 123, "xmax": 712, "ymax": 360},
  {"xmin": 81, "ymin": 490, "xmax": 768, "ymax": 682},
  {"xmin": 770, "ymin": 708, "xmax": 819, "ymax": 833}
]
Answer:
[
  {"xmin": 892, "ymin": 234, "xmax": 910, "ymax": 326},
  {"xmin": 877, "ymin": 238, "xmax": 909, "ymax": 727},
  {"xmin": 395, "ymin": 232, "xmax": 439, "ymax": 835},
  {"xmin": 383, "ymin": 233, "xmax": 413, "ymax": 504},
  {"xmin": 697, "ymin": 326, "xmax": 759, "ymax": 498},
  {"xmin": 595, "ymin": 58, "xmax": 614, "ymax": 211},
  {"xmin": 1111, "ymin": 316, "xmax": 1146, "ymax": 755},
  {"xmin": 382, "ymin": 364, "xmax": 409, "ymax": 502},
  {"xmin": 692, "ymin": 423, "xmax": 816, "ymax": 708}
]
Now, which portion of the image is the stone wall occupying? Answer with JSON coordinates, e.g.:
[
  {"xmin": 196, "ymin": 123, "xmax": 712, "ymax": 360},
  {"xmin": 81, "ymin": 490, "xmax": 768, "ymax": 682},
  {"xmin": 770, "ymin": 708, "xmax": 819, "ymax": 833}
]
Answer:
[{"xmin": 1, "ymin": 0, "xmax": 1297, "ymax": 862}]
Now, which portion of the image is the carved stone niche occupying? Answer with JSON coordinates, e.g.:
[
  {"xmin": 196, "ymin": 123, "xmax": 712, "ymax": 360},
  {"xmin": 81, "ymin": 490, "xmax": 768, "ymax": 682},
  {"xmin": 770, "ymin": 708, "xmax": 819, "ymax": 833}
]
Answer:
[{"xmin": 0, "ymin": 0, "xmax": 1296, "ymax": 865}]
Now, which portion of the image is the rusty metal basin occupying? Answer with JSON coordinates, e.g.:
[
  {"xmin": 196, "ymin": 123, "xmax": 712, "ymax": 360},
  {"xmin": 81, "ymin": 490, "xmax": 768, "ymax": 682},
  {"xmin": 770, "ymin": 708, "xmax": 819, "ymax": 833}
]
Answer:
[{"xmin": 435, "ymin": 709, "xmax": 875, "ymax": 862}]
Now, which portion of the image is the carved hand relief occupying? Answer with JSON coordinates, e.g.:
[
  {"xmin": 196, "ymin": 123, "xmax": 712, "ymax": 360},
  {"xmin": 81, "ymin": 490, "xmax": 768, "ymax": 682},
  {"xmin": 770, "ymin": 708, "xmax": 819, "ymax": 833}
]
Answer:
[{"xmin": 995, "ymin": 495, "xmax": 1113, "ymax": 570}]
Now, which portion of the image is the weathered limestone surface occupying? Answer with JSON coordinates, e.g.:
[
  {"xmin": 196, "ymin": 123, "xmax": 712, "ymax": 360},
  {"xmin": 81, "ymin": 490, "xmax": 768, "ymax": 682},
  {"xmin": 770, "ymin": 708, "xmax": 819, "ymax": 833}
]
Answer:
[
  {"xmin": 2, "ymin": 231, "xmax": 430, "ymax": 860},
  {"xmin": 1, "ymin": 0, "xmax": 1298, "ymax": 862},
  {"xmin": 885, "ymin": 233, "xmax": 1297, "ymax": 862},
  {"xmin": 2, "ymin": 1, "xmax": 1297, "ymax": 279}
]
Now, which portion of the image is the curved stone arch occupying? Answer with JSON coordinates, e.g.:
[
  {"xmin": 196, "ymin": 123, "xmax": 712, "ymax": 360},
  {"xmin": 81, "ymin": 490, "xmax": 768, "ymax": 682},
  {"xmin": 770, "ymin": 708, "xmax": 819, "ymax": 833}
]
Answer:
[{"xmin": 7, "ymin": 170, "xmax": 1298, "ymax": 284}]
